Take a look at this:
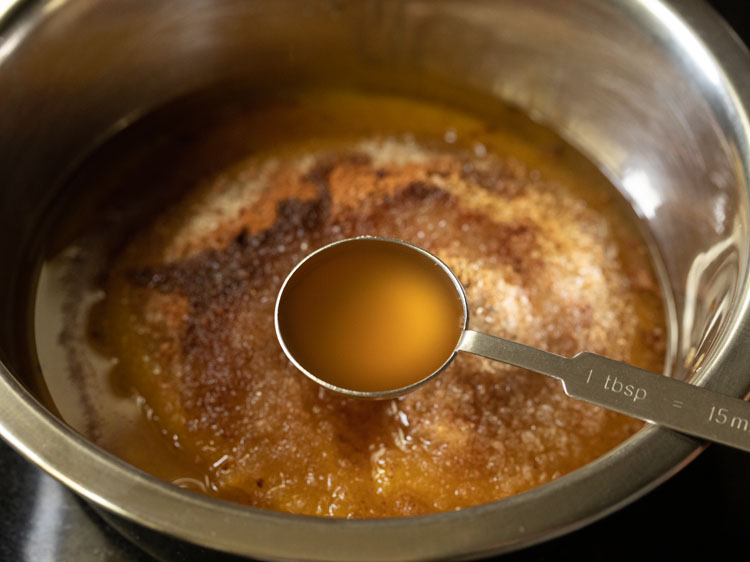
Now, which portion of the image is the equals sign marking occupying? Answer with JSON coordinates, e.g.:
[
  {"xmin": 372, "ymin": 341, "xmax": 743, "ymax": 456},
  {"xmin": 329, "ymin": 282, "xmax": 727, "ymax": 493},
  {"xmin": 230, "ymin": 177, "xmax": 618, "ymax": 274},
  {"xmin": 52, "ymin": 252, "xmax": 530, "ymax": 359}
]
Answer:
[{"xmin": 672, "ymin": 400, "xmax": 684, "ymax": 408}]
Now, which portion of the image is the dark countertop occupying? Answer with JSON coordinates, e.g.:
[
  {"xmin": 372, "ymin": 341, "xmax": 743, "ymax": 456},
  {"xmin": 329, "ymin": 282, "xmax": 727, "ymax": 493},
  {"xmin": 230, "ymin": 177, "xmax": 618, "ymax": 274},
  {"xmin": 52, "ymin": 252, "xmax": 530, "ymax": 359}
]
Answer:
[{"xmin": 2, "ymin": 1, "xmax": 749, "ymax": 561}]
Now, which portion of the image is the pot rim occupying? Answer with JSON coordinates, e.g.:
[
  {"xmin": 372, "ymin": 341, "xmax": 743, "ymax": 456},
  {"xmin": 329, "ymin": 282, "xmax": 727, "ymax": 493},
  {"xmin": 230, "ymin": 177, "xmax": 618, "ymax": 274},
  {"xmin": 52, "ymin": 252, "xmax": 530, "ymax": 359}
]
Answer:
[{"xmin": 1, "ymin": 0, "xmax": 750, "ymax": 560}]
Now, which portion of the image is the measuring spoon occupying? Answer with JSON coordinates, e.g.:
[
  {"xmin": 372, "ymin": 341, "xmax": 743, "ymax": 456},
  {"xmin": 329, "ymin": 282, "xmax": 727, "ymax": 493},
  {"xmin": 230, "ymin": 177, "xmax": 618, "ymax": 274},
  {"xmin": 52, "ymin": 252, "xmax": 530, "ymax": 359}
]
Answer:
[{"xmin": 275, "ymin": 236, "xmax": 750, "ymax": 453}]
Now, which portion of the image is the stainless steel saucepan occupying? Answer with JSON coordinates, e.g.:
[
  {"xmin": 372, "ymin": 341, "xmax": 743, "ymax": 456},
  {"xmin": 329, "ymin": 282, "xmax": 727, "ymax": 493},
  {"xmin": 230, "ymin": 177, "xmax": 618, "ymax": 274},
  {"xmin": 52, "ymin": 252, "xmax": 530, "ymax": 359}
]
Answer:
[{"xmin": 0, "ymin": 1, "xmax": 749, "ymax": 560}]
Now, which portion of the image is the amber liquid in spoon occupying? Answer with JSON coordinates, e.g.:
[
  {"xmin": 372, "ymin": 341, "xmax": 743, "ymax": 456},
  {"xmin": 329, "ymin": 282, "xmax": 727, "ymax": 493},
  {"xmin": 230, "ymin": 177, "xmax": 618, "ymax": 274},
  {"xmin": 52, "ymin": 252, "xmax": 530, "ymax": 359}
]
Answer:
[{"xmin": 276, "ymin": 238, "xmax": 465, "ymax": 393}]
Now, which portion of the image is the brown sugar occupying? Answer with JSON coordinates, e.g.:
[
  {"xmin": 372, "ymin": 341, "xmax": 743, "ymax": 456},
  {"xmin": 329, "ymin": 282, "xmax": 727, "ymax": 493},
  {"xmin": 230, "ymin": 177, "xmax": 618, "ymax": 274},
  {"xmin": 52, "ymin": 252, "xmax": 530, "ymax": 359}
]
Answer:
[{"xmin": 82, "ymin": 136, "xmax": 666, "ymax": 517}]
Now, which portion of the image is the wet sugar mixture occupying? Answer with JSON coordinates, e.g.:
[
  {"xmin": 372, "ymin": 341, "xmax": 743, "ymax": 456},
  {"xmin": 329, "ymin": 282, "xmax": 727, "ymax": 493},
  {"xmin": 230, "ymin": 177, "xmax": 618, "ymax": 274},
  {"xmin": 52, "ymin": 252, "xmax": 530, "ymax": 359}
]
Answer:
[{"xmin": 35, "ymin": 90, "xmax": 667, "ymax": 518}]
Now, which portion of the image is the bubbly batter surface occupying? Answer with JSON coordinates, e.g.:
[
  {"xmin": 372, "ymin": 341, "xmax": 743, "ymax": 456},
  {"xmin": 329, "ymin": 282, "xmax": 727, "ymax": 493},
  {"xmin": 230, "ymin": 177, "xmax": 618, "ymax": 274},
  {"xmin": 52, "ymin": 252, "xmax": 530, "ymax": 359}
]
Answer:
[{"xmin": 38, "ymin": 91, "xmax": 666, "ymax": 518}]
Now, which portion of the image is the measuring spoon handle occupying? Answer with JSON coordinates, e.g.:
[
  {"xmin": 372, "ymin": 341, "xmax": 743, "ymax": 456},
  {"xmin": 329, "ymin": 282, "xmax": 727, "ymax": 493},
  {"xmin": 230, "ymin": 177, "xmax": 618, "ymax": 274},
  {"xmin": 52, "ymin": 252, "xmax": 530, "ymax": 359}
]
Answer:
[{"xmin": 458, "ymin": 330, "xmax": 750, "ymax": 453}]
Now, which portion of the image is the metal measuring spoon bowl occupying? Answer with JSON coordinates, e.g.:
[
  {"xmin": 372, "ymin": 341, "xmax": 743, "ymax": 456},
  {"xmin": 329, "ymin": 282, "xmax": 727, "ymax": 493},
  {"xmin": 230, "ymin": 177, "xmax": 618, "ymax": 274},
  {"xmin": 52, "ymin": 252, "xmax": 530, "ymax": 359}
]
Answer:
[{"xmin": 275, "ymin": 236, "xmax": 469, "ymax": 398}]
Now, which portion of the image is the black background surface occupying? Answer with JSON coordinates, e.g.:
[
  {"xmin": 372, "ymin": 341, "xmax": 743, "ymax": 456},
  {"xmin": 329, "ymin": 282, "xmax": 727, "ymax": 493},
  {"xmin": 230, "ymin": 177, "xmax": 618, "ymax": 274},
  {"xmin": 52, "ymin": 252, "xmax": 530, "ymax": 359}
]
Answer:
[{"xmin": 1, "ymin": 1, "xmax": 749, "ymax": 561}]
